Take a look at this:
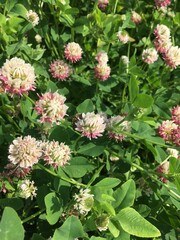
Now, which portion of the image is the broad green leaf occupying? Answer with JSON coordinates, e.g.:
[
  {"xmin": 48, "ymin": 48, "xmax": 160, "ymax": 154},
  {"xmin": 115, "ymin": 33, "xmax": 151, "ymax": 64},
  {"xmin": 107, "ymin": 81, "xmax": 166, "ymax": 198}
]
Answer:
[
  {"xmin": 0, "ymin": 207, "xmax": 24, "ymax": 240},
  {"xmin": 94, "ymin": 178, "xmax": 121, "ymax": 189},
  {"xmin": 128, "ymin": 76, "xmax": 139, "ymax": 102},
  {"xmin": 45, "ymin": 192, "xmax": 62, "ymax": 225},
  {"xmin": 53, "ymin": 215, "xmax": 86, "ymax": 240},
  {"xmin": 101, "ymin": 202, "xmax": 116, "ymax": 216},
  {"xmin": 10, "ymin": 4, "xmax": 27, "ymax": 17},
  {"xmin": 133, "ymin": 94, "xmax": 154, "ymax": 108},
  {"xmin": 63, "ymin": 157, "xmax": 95, "ymax": 178},
  {"xmin": 117, "ymin": 207, "xmax": 161, "ymax": 238},
  {"xmin": 77, "ymin": 142, "xmax": 105, "ymax": 156},
  {"xmin": 113, "ymin": 179, "xmax": 136, "ymax": 209},
  {"xmin": 76, "ymin": 99, "xmax": 94, "ymax": 113},
  {"xmin": 108, "ymin": 220, "xmax": 120, "ymax": 238}
]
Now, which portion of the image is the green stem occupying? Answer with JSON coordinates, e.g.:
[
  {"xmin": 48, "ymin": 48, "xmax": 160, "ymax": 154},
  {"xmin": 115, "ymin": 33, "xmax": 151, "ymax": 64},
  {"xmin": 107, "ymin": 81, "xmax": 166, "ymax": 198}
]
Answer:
[
  {"xmin": 113, "ymin": 0, "xmax": 118, "ymax": 14},
  {"xmin": 22, "ymin": 209, "xmax": 45, "ymax": 224},
  {"xmin": 37, "ymin": 163, "xmax": 86, "ymax": 187}
]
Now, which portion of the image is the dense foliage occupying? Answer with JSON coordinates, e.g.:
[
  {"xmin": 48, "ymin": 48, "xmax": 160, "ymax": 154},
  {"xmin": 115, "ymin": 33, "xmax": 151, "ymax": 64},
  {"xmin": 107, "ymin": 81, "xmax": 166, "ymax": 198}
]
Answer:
[{"xmin": 0, "ymin": 0, "xmax": 180, "ymax": 239}]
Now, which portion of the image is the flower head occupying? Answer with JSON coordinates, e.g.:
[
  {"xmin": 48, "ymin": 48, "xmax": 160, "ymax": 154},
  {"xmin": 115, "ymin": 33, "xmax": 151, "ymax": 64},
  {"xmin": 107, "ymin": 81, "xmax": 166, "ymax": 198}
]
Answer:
[
  {"xmin": 142, "ymin": 48, "xmax": 158, "ymax": 64},
  {"xmin": 107, "ymin": 115, "xmax": 131, "ymax": 142},
  {"xmin": 131, "ymin": 11, "xmax": 142, "ymax": 24},
  {"xmin": 163, "ymin": 46, "xmax": 180, "ymax": 69},
  {"xmin": 154, "ymin": 24, "xmax": 172, "ymax": 53},
  {"xmin": 158, "ymin": 120, "xmax": 178, "ymax": 141},
  {"xmin": 121, "ymin": 55, "xmax": 129, "ymax": 65},
  {"xmin": 49, "ymin": 60, "xmax": 72, "ymax": 81},
  {"xmin": 0, "ymin": 57, "xmax": 36, "ymax": 95},
  {"xmin": 98, "ymin": 0, "xmax": 109, "ymax": 10},
  {"xmin": 18, "ymin": 180, "xmax": 37, "ymax": 200},
  {"xmin": 41, "ymin": 141, "xmax": 71, "ymax": 168},
  {"xmin": 4, "ymin": 163, "xmax": 31, "ymax": 178},
  {"xmin": 74, "ymin": 189, "xmax": 94, "ymax": 215},
  {"xmin": 96, "ymin": 51, "xmax": 109, "ymax": 65},
  {"xmin": 171, "ymin": 105, "xmax": 180, "ymax": 124},
  {"xmin": 8, "ymin": 136, "xmax": 42, "ymax": 168},
  {"xmin": 35, "ymin": 92, "xmax": 68, "ymax": 124},
  {"xmin": 167, "ymin": 148, "xmax": 179, "ymax": 158},
  {"xmin": 154, "ymin": 0, "xmax": 171, "ymax": 8},
  {"xmin": 64, "ymin": 42, "xmax": 83, "ymax": 63},
  {"xmin": 96, "ymin": 214, "xmax": 110, "ymax": 231},
  {"xmin": 157, "ymin": 161, "xmax": 169, "ymax": 183},
  {"xmin": 117, "ymin": 31, "xmax": 129, "ymax": 44},
  {"xmin": 75, "ymin": 112, "xmax": 106, "ymax": 139},
  {"xmin": 94, "ymin": 64, "xmax": 111, "ymax": 81},
  {"xmin": 26, "ymin": 10, "xmax": 39, "ymax": 26},
  {"xmin": 35, "ymin": 34, "xmax": 42, "ymax": 43}
]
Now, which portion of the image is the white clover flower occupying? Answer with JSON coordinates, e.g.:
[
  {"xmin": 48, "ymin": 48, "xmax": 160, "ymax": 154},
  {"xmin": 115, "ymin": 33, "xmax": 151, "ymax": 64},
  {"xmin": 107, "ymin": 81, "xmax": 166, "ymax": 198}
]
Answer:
[
  {"xmin": 167, "ymin": 148, "xmax": 179, "ymax": 158},
  {"xmin": 26, "ymin": 10, "xmax": 39, "ymax": 26},
  {"xmin": 74, "ymin": 189, "xmax": 94, "ymax": 215},
  {"xmin": 142, "ymin": 48, "xmax": 159, "ymax": 64},
  {"xmin": 42, "ymin": 141, "xmax": 71, "ymax": 168},
  {"xmin": 18, "ymin": 180, "xmax": 37, "ymax": 200},
  {"xmin": 75, "ymin": 112, "xmax": 106, "ymax": 139},
  {"xmin": 0, "ymin": 57, "xmax": 36, "ymax": 95},
  {"xmin": 117, "ymin": 31, "xmax": 129, "ymax": 44},
  {"xmin": 121, "ymin": 55, "xmax": 129, "ymax": 65},
  {"xmin": 8, "ymin": 136, "xmax": 42, "ymax": 168},
  {"xmin": 35, "ymin": 34, "xmax": 42, "ymax": 43},
  {"xmin": 96, "ymin": 214, "xmax": 110, "ymax": 231}
]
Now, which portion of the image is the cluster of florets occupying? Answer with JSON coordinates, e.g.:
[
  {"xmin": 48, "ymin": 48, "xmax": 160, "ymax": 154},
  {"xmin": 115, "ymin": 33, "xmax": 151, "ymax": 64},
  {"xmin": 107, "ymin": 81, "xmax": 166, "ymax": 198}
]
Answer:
[
  {"xmin": 131, "ymin": 11, "xmax": 142, "ymax": 24},
  {"xmin": 0, "ymin": 57, "xmax": 36, "ymax": 95},
  {"xmin": 157, "ymin": 161, "xmax": 169, "ymax": 183},
  {"xmin": 98, "ymin": 0, "xmax": 109, "ymax": 10},
  {"xmin": 121, "ymin": 56, "xmax": 129, "ymax": 65},
  {"xmin": 49, "ymin": 60, "xmax": 72, "ymax": 81},
  {"xmin": 106, "ymin": 115, "xmax": 131, "ymax": 142},
  {"xmin": 26, "ymin": 10, "xmax": 39, "ymax": 26},
  {"xmin": 18, "ymin": 180, "xmax": 37, "ymax": 200},
  {"xmin": 64, "ymin": 42, "xmax": 83, "ymax": 63},
  {"xmin": 8, "ymin": 135, "xmax": 71, "ymax": 169},
  {"xmin": 75, "ymin": 112, "xmax": 107, "ymax": 139},
  {"xmin": 154, "ymin": 24, "xmax": 180, "ymax": 68},
  {"xmin": 35, "ymin": 92, "xmax": 68, "ymax": 124},
  {"xmin": 41, "ymin": 141, "xmax": 71, "ymax": 168},
  {"xmin": 154, "ymin": 0, "xmax": 171, "ymax": 9},
  {"xmin": 74, "ymin": 189, "xmax": 94, "ymax": 215},
  {"xmin": 117, "ymin": 31, "xmax": 129, "ymax": 44},
  {"xmin": 142, "ymin": 48, "xmax": 159, "ymax": 64},
  {"xmin": 96, "ymin": 213, "xmax": 110, "ymax": 232},
  {"xmin": 94, "ymin": 51, "xmax": 111, "ymax": 81},
  {"xmin": 158, "ymin": 106, "xmax": 180, "ymax": 146}
]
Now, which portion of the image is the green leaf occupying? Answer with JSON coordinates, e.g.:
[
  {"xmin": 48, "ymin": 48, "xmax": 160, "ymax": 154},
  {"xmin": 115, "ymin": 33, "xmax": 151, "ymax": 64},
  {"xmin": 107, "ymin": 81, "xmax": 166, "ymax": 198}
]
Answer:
[
  {"xmin": 133, "ymin": 94, "xmax": 154, "ymax": 108},
  {"xmin": 113, "ymin": 179, "xmax": 136, "ymax": 210},
  {"xmin": 108, "ymin": 220, "xmax": 120, "ymax": 238},
  {"xmin": 77, "ymin": 142, "xmax": 105, "ymax": 156},
  {"xmin": 128, "ymin": 76, "xmax": 139, "ymax": 103},
  {"xmin": 76, "ymin": 99, "xmax": 94, "ymax": 113},
  {"xmin": 53, "ymin": 215, "xmax": 86, "ymax": 240},
  {"xmin": 10, "ymin": 4, "xmax": 27, "ymax": 17},
  {"xmin": 45, "ymin": 192, "xmax": 62, "ymax": 225},
  {"xmin": 117, "ymin": 207, "xmax": 161, "ymax": 238},
  {"xmin": 94, "ymin": 178, "xmax": 121, "ymax": 189},
  {"xmin": 101, "ymin": 202, "xmax": 116, "ymax": 216},
  {"xmin": 63, "ymin": 157, "xmax": 95, "ymax": 178},
  {"xmin": 90, "ymin": 237, "xmax": 106, "ymax": 240},
  {"xmin": 0, "ymin": 207, "xmax": 24, "ymax": 240}
]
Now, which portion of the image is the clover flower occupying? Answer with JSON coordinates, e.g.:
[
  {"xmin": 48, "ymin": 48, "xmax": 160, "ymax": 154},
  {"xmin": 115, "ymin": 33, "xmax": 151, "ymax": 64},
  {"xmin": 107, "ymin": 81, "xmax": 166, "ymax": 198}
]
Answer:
[
  {"xmin": 98, "ymin": 0, "xmax": 109, "ymax": 10},
  {"xmin": 142, "ymin": 48, "xmax": 159, "ymax": 64},
  {"xmin": 75, "ymin": 112, "xmax": 106, "ymax": 139},
  {"xmin": 49, "ymin": 60, "xmax": 72, "ymax": 81},
  {"xmin": 107, "ymin": 115, "xmax": 131, "ymax": 142},
  {"xmin": 117, "ymin": 31, "xmax": 129, "ymax": 44},
  {"xmin": 131, "ymin": 11, "xmax": 142, "ymax": 24},
  {"xmin": 154, "ymin": 24, "xmax": 172, "ymax": 53},
  {"xmin": 154, "ymin": 0, "xmax": 171, "ymax": 8},
  {"xmin": 166, "ymin": 148, "xmax": 179, "ymax": 158},
  {"xmin": 158, "ymin": 120, "xmax": 178, "ymax": 141},
  {"xmin": 8, "ymin": 136, "xmax": 42, "ymax": 168},
  {"xmin": 35, "ymin": 34, "xmax": 42, "ymax": 43},
  {"xmin": 96, "ymin": 51, "xmax": 109, "ymax": 65},
  {"xmin": 0, "ymin": 57, "xmax": 36, "ymax": 95},
  {"xmin": 171, "ymin": 105, "xmax": 180, "ymax": 124},
  {"xmin": 18, "ymin": 180, "xmax": 37, "ymax": 200},
  {"xmin": 94, "ymin": 63, "xmax": 111, "ymax": 81},
  {"xmin": 163, "ymin": 46, "xmax": 180, "ymax": 69},
  {"xmin": 172, "ymin": 127, "xmax": 180, "ymax": 146},
  {"xmin": 157, "ymin": 161, "xmax": 169, "ymax": 183},
  {"xmin": 35, "ymin": 92, "xmax": 68, "ymax": 124},
  {"xmin": 121, "ymin": 56, "xmax": 129, "ymax": 65},
  {"xmin": 64, "ymin": 42, "xmax": 83, "ymax": 63},
  {"xmin": 4, "ymin": 163, "xmax": 31, "ymax": 178},
  {"xmin": 74, "ymin": 189, "xmax": 94, "ymax": 215},
  {"xmin": 41, "ymin": 141, "xmax": 71, "ymax": 168},
  {"xmin": 26, "ymin": 10, "xmax": 39, "ymax": 26},
  {"xmin": 96, "ymin": 214, "xmax": 110, "ymax": 231}
]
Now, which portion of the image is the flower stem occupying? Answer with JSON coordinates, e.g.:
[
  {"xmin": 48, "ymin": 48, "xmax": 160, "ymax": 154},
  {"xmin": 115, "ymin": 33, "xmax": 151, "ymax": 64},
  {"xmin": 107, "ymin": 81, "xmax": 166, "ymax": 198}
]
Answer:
[{"xmin": 22, "ymin": 209, "xmax": 45, "ymax": 224}]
